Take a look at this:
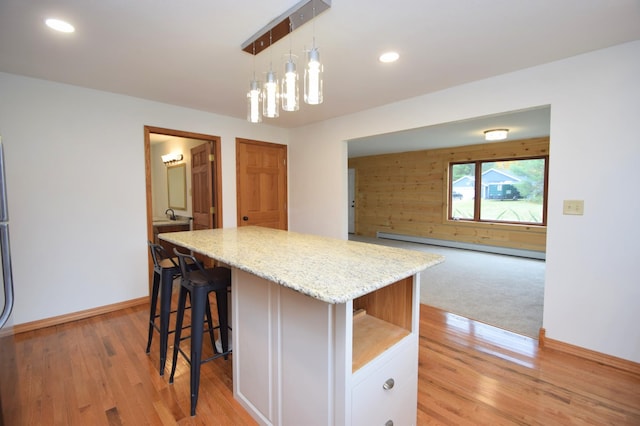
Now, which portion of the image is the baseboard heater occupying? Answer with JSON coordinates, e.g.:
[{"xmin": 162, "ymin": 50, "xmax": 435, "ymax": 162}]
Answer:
[{"xmin": 376, "ymin": 232, "xmax": 546, "ymax": 260}]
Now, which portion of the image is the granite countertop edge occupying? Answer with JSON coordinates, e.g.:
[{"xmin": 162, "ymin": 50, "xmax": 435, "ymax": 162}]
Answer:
[{"xmin": 159, "ymin": 227, "xmax": 444, "ymax": 304}]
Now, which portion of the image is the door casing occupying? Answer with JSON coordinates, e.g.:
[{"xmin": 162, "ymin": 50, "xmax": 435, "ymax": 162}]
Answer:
[{"xmin": 144, "ymin": 126, "xmax": 222, "ymax": 290}]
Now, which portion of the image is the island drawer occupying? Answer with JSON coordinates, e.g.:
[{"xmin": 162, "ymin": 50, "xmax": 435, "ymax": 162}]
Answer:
[{"xmin": 351, "ymin": 341, "xmax": 418, "ymax": 425}]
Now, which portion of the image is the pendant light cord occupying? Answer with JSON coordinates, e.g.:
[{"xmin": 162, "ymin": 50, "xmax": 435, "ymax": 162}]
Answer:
[
  {"xmin": 252, "ymin": 43, "xmax": 257, "ymax": 80},
  {"xmin": 312, "ymin": 0, "xmax": 317, "ymax": 48},
  {"xmin": 269, "ymin": 30, "xmax": 273, "ymax": 71}
]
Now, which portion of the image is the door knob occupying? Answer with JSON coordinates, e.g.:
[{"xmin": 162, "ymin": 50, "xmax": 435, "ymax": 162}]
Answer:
[{"xmin": 242, "ymin": 216, "xmax": 249, "ymax": 221}]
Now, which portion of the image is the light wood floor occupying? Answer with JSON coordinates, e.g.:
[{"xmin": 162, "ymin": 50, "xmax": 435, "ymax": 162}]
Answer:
[{"xmin": 2, "ymin": 302, "xmax": 639, "ymax": 425}]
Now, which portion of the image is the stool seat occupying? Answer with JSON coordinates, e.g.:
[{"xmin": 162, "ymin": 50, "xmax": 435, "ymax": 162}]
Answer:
[
  {"xmin": 184, "ymin": 268, "xmax": 230, "ymax": 288},
  {"xmin": 169, "ymin": 248, "xmax": 232, "ymax": 416}
]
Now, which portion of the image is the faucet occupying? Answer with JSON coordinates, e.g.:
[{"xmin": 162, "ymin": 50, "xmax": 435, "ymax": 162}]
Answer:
[{"xmin": 165, "ymin": 208, "xmax": 176, "ymax": 220}]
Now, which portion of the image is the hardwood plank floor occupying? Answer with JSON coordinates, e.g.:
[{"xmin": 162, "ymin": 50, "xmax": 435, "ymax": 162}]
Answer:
[{"xmin": 2, "ymin": 302, "xmax": 639, "ymax": 425}]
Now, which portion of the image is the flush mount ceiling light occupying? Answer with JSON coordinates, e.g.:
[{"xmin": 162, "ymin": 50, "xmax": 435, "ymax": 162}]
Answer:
[
  {"xmin": 484, "ymin": 129, "xmax": 509, "ymax": 141},
  {"xmin": 379, "ymin": 51, "xmax": 400, "ymax": 63},
  {"xmin": 241, "ymin": 0, "xmax": 331, "ymax": 123},
  {"xmin": 45, "ymin": 18, "xmax": 75, "ymax": 33}
]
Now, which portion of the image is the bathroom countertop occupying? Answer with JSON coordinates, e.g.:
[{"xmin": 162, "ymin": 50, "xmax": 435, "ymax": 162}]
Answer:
[{"xmin": 152, "ymin": 217, "xmax": 191, "ymax": 227}]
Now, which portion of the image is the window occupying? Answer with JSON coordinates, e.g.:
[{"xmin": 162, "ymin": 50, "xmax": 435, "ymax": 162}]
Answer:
[{"xmin": 449, "ymin": 157, "xmax": 548, "ymax": 225}]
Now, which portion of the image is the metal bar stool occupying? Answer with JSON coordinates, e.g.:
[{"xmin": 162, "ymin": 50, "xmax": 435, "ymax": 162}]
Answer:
[
  {"xmin": 146, "ymin": 241, "xmax": 206, "ymax": 375},
  {"xmin": 169, "ymin": 248, "xmax": 232, "ymax": 416}
]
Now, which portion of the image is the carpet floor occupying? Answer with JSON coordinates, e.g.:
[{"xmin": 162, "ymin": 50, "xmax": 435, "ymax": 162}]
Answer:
[{"xmin": 349, "ymin": 235, "xmax": 545, "ymax": 338}]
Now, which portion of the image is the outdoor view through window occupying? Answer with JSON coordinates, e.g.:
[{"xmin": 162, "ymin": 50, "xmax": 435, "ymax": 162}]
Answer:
[{"xmin": 450, "ymin": 158, "xmax": 547, "ymax": 225}]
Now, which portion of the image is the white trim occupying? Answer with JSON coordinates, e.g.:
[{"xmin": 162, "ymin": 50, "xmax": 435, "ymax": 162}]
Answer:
[{"xmin": 376, "ymin": 231, "xmax": 546, "ymax": 260}]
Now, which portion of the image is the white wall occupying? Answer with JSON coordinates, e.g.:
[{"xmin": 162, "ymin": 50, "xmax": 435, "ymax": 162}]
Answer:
[
  {"xmin": 0, "ymin": 72, "xmax": 288, "ymax": 325},
  {"xmin": 289, "ymin": 41, "xmax": 640, "ymax": 363},
  {"xmin": 2, "ymin": 40, "xmax": 638, "ymax": 364}
]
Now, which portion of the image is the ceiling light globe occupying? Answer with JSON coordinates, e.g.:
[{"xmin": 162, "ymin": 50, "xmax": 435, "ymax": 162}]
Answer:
[
  {"xmin": 45, "ymin": 18, "xmax": 75, "ymax": 33},
  {"xmin": 484, "ymin": 129, "xmax": 509, "ymax": 141},
  {"xmin": 379, "ymin": 52, "xmax": 399, "ymax": 63}
]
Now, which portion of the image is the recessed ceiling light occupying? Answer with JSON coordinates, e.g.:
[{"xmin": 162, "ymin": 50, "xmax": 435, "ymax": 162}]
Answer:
[
  {"xmin": 379, "ymin": 51, "xmax": 399, "ymax": 63},
  {"xmin": 45, "ymin": 18, "xmax": 75, "ymax": 33}
]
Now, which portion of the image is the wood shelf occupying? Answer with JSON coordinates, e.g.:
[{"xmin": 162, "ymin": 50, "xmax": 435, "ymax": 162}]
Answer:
[{"xmin": 352, "ymin": 314, "xmax": 410, "ymax": 372}]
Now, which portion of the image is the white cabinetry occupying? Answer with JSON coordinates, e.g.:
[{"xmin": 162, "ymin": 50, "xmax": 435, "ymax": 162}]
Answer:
[
  {"xmin": 351, "ymin": 341, "xmax": 418, "ymax": 426},
  {"xmin": 232, "ymin": 269, "xmax": 420, "ymax": 426}
]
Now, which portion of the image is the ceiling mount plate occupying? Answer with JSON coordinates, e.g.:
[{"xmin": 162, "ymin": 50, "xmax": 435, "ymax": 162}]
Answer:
[{"xmin": 241, "ymin": 0, "xmax": 331, "ymax": 55}]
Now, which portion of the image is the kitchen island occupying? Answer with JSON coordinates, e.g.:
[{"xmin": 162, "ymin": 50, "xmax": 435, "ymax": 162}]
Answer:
[{"xmin": 159, "ymin": 226, "xmax": 443, "ymax": 425}]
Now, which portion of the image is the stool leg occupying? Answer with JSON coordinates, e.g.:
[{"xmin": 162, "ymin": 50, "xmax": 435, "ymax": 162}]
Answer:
[
  {"xmin": 159, "ymin": 268, "xmax": 176, "ymax": 375},
  {"xmin": 169, "ymin": 285, "xmax": 188, "ymax": 384},
  {"xmin": 215, "ymin": 288, "xmax": 230, "ymax": 358},
  {"xmin": 204, "ymin": 294, "xmax": 217, "ymax": 353},
  {"xmin": 146, "ymin": 271, "xmax": 161, "ymax": 354},
  {"xmin": 189, "ymin": 285, "xmax": 207, "ymax": 416}
]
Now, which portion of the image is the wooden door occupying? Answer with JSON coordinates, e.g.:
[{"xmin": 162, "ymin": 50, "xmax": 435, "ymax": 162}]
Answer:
[
  {"xmin": 236, "ymin": 139, "xmax": 287, "ymax": 230},
  {"xmin": 191, "ymin": 142, "xmax": 214, "ymax": 230}
]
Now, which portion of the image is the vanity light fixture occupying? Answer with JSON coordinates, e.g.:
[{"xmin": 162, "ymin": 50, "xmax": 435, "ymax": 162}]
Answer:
[
  {"xmin": 484, "ymin": 129, "xmax": 509, "ymax": 141},
  {"xmin": 162, "ymin": 153, "xmax": 183, "ymax": 165}
]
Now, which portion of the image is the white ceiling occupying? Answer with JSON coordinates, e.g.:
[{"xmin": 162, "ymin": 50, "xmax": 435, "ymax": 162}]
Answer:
[
  {"xmin": 1, "ymin": 1, "xmax": 639, "ymax": 154},
  {"xmin": 348, "ymin": 105, "xmax": 551, "ymax": 158}
]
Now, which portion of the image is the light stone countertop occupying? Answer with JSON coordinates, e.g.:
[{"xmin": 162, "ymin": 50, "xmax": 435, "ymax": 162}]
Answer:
[{"xmin": 159, "ymin": 226, "xmax": 444, "ymax": 304}]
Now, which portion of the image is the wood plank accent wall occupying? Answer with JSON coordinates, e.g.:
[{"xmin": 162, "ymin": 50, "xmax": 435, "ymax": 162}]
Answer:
[{"xmin": 348, "ymin": 137, "xmax": 549, "ymax": 252}]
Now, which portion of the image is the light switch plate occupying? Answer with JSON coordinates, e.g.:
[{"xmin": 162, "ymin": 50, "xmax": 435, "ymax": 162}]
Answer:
[{"xmin": 563, "ymin": 200, "xmax": 584, "ymax": 215}]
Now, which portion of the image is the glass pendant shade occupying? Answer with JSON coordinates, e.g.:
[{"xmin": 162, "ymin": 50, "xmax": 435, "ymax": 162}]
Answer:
[
  {"xmin": 247, "ymin": 80, "xmax": 262, "ymax": 123},
  {"xmin": 304, "ymin": 47, "xmax": 323, "ymax": 105},
  {"xmin": 263, "ymin": 70, "xmax": 279, "ymax": 118},
  {"xmin": 281, "ymin": 58, "xmax": 299, "ymax": 112}
]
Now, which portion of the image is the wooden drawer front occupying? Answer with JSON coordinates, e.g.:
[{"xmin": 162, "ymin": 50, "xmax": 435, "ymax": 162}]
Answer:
[{"xmin": 352, "ymin": 342, "xmax": 417, "ymax": 426}]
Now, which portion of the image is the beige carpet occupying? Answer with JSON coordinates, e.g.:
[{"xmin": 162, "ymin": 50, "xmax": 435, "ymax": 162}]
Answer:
[{"xmin": 350, "ymin": 235, "xmax": 545, "ymax": 338}]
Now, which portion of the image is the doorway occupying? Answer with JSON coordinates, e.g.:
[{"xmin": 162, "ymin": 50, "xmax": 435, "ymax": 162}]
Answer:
[{"xmin": 144, "ymin": 126, "xmax": 222, "ymax": 286}]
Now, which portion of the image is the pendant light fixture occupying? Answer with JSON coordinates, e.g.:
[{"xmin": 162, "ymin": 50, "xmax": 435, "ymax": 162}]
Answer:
[
  {"xmin": 281, "ymin": 21, "xmax": 299, "ymax": 112},
  {"xmin": 304, "ymin": 1, "xmax": 323, "ymax": 105},
  {"xmin": 241, "ymin": 0, "xmax": 331, "ymax": 123},
  {"xmin": 263, "ymin": 31, "xmax": 280, "ymax": 118},
  {"xmin": 247, "ymin": 43, "xmax": 262, "ymax": 123}
]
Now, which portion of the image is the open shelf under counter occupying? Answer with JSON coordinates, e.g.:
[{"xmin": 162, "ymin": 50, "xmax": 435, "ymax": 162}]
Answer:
[
  {"xmin": 352, "ymin": 275, "xmax": 414, "ymax": 371},
  {"xmin": 352, "ymin": 313, "xmax": 411, "ymax": 372}
]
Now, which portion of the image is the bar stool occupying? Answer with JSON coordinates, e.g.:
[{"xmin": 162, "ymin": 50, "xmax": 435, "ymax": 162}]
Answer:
[
  {"xmin": 169, "ymin": 248, "xmax": 232, "ymax": 416},
  {"xmin": 146, "ymin": 241, "xmax": 206, "ymax": 375}
]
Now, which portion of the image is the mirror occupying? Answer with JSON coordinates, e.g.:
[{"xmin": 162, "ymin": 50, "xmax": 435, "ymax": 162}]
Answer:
[{"xmin": 167, "ymin": 164, "xmax": 186, "ymax": 209}]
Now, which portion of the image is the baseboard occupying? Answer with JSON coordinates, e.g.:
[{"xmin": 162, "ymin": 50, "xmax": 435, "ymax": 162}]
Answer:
[
  {"xmin": 11, "ymin": 297, "xmax": 149, "ymax": 335},
  {"xmin": 539, "ymin": 328, "xmax": 640, "ymax": 376},
  {"xmin": 376, "ymin": 231, "xmax": 546, "ymax": 260}
]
